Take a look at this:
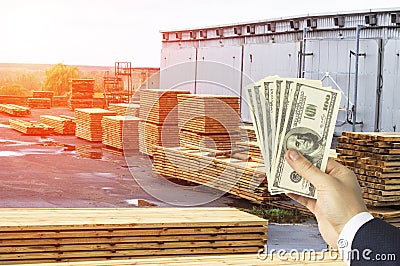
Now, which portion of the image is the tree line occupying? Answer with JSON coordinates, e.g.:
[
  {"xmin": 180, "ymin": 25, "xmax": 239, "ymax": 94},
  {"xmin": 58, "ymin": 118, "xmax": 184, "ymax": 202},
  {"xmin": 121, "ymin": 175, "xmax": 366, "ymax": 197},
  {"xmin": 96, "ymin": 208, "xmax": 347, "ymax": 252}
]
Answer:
[{"xmin": 0, "ymin": 63, "xmax": 106, "ymax": 96}]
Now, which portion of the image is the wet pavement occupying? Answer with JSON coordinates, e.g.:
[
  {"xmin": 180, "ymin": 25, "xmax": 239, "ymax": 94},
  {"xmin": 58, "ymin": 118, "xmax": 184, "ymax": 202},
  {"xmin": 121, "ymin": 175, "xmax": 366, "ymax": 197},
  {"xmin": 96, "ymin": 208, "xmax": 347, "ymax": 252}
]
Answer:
[{"xmin": 0, "ymin": 107, "xmax": 326, "ymax": 251}]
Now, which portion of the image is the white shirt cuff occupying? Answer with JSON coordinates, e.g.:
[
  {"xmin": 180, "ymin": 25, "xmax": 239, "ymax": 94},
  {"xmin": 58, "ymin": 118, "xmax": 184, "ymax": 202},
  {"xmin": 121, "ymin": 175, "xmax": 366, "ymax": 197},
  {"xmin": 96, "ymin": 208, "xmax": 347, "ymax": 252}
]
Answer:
[{"xmin": 337, "ymin": 212, "xmax": 374, "ymax": 265}]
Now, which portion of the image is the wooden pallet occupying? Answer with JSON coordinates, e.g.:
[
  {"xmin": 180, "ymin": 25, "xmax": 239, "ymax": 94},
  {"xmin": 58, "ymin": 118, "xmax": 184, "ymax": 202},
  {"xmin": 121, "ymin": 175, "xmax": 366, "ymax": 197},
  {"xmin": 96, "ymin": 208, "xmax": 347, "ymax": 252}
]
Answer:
[
  {"xmin": 0, "ymin": 104, "xmax": 31, "ymax": 116},
  {"xmin": 138, "ymin": 121, "xmax": 179, "ymax": 156},
  {"xmin": 336, "ymin": 132, "xmax": 400, "ymax": 208},
  {"xmin": 8, "ymin": 253, "xmax": 345, "ymax": 265},
  {"xmin": 177, "ymin": 94, "xmax": 240, "ymax": 134},
  {"xmin": 75, "ymin": 108, "xmax": 116, "ymax": 142},
  {"xmin": 153, "ymin": 146, "xmax": 285, "ymax": 204},
  {"xmin": 101, "ymin": 116, "xmax": 140, "ymax": 150},
  {"xmin": 9, "ymin": 119, "xmax": 55, "ymax": 135},
  {"xmin": 108, "ymin": 103, "xmax": 139, "ymax": 117},
  {"xmin": 0, "ymin": 208, "xmax": 267, "ymax": 264},
  {"xmin": 40, "ymin": 115, "xmax": 76, "ymax": 135},
  {"xmin": 139, "ymin": 89, "xmax": 190, "ymax": 125}
]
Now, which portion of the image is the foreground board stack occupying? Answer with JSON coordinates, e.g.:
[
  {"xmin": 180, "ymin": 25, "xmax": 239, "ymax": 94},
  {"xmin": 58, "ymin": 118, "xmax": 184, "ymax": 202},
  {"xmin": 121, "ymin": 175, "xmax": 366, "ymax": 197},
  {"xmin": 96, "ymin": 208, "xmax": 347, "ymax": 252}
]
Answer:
[
  {"xmin": 0, "ymin": 104, "xmax": 31, "ymax": 116},
  {"xmin": 336, "ymin": 132, "xmax": 400, "ymax": 207},
  {"xmin": 177, "ymin": 94, "xmax": 240, "ymax": 151},
  {"xmin": 39, "ymin": 115, "xmax": 76, "ymax": 135},
  {"xmin": 27, "ymin": 98, "xmax": 52, "ymax": 109},
  {"xmin": 13, "ymin": 253, "xmax": 345, "ymax": 266},
  {"xmin": 68, "ymin": 79, "xmax": 95, "ymax": 110},
  {"xmin": 108, "ymin": 103, "xmax": 140, "ymax": 117},
  {"xmin": 153, "ymin": 146, "xmax": 284, "ymax": 204},
  {"xmin": 101, "ymin": 116, "xmax": 140, "ymax": 150},
  {"xmin": 0, "ymin": 208, "xmax": 267, "ymax": 264},
  {"xmin": 75, "ymin": 108, "xmax": 116, "ymax": 141},
  {"xmin": 9, "ymin": 119, "xmax": 55, "ymax": 135},
  {"xmin": 139, "ymin": 89, "xmax": 190, "ymax": 156}
]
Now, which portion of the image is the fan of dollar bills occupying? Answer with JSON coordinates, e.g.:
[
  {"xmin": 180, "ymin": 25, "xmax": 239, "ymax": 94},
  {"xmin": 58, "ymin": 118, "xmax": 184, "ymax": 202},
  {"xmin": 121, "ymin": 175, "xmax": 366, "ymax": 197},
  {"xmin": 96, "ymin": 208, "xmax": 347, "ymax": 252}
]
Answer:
[{"xmin": 245, "ymin": 76, "xmax": 342, "ymax": 199}]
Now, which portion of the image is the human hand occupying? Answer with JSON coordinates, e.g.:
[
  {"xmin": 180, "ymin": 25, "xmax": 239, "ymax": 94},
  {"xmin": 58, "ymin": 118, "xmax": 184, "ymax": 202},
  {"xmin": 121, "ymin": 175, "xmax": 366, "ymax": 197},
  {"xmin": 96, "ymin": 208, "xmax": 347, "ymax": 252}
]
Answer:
[{"xmin": 284, "ymin": 149, "xmax": 368, "ymax": 248}]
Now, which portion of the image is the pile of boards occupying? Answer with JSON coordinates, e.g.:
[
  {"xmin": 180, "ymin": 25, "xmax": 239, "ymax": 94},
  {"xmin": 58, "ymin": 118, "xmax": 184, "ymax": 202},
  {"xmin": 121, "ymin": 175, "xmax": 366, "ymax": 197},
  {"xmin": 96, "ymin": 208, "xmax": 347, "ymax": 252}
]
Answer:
[
  {"xmin": 368, "ymin": 206, "xmax": 400, "ymax": 227},
  {"xmin": 0, "ymin": 207, "xmax": 267, "ymax": 264},
  {"xmin": 153, "ymin": 146, "xmax": 284, "ymax": 204},
  {"xmin": 101, "ymin": 116, "xmax": 140, "ymax": 150},
  {"xmin": 27, "ymin": 98, "xmax": 52, "ymax": 109},
  {"xmin": 68, "ymin": 79, "xmax": 95, "ymax": 110},
  {"xmin": 0, "ymin": 104, "xmax": 31, "ymax": 116},
  {"xmin": 9, "ymin": 119, "xmax": 54, "ymax": 135},
  {"xmin": 39, "ymin": 115, "xmax": 76, "ymax": 135},
  {"xmin": 139, "ymin": 89, "xmax": 189, "ymax": 156},
  {"xmin": 108, "ymin": 103, "xmax": 139, "ymax": 117},
  {"xmin": 336, "ymin": 132, "xmax": 400, "ymax": 207},
  {"xmin": 178, "ymin": 94, "xmax": 241, "ymax": 151},
  {"xmin": 236, "ymin": 125, "xmax": 263, "ymax": 161},
  {"xmin": 75, "ymin": 108, "xmax": 116, "ymax": 141}
]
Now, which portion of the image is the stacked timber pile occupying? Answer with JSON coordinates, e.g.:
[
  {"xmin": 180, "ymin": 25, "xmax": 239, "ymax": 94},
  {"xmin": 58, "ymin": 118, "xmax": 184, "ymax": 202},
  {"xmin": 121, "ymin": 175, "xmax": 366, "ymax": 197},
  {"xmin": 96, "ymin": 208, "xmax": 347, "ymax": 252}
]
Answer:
[
  {"xmin": 236, "ymin": 126, "xmax": 263, "ymax": 162},
  {"xmin": 139, "ymin": 89, "xmax": 190, "ymax": 156},
  {"xmin": 32, "ymin": 90, "xmax": 54, "ymax": 107},
  {"xmin": 369, "ymin": 206, "xmax": 400, "ymax": 227},
  {"xmin": 177, "ymin": 94, "xmax": 240, "ymax": 151},
  {"xmin": 53, "ymin": 96, "xmax": 68, "ymax": 107},
  {"xmin": 101, "ymin": 116, "xmax": 140, "ymax": 150},
  {"xmin": 336, "ymin": 132, "xmax": 400, "ymax": 207},
  {"xmin": 68, "ymin": 79, "xmax": 95, "ymax": 110},
  {"xmin": 27, "ymin": 98, "xmax": 51, "ymax": 109},
  {"xmin": 0, "ymin": 208, "xmax": 267, "ymax": 264},
  {"xmin": 9, "ymin": 119, "xmax": 54, "ymax": 135},
  {"xmin": 153, "ymin": 146, "xmax": 284, "ymax": 204},
  {"xmin": 40, "ymin": 115, "xmax": 76, "ymax": 135},
  {"xmin": 108, "ymin": 103, "xmax": 139, "ymax": 117},
  {"xmin": 336, "ymin": 132, "xmax": 400, "ymax": 227},
  {"xmin": 75, "ymin": 108, "xmax": 116, "ymax": 141},
  {"xmin": 0, "ymin": 104, "xmax": 31, "ymax": 116}
]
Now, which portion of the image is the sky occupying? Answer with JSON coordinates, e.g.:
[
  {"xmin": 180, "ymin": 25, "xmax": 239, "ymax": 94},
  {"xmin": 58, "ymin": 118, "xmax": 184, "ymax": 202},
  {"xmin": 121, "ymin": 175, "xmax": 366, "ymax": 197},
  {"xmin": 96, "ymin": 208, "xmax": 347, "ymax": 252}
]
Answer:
[{"xmin": 0, "ymin": 0, "xmax": 399, "ymax": 67}]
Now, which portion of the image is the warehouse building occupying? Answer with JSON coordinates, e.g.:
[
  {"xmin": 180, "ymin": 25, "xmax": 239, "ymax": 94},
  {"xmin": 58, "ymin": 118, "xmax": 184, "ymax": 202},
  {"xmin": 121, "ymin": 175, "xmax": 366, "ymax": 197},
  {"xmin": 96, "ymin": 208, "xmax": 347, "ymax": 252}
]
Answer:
[{"xmin": 160, "ymin": 8, "xmax": 400, "ymax": 133}]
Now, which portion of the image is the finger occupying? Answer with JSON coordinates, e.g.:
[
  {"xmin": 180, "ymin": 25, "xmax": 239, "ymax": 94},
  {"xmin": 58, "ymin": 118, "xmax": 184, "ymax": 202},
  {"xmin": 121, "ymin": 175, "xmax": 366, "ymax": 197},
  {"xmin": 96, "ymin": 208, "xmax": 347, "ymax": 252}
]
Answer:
[
  {"xmin": 285, "ymin": 149, "xmax": 329, "ymax": 188},
  {"xmin": 286, "ymin": 193, "xmax": 316, "ymax": 213},
  {"xmin": 325, "ymin": 158, "xmax": 349, "ymax": 176}
]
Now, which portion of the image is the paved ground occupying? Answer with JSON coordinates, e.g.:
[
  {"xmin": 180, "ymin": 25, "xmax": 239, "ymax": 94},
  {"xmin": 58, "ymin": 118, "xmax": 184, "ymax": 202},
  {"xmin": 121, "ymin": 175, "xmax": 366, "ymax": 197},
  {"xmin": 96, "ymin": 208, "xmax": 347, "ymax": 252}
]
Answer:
[{"xmin": 0, "ymin": 107, "xmax": 326, "ymax": 251}]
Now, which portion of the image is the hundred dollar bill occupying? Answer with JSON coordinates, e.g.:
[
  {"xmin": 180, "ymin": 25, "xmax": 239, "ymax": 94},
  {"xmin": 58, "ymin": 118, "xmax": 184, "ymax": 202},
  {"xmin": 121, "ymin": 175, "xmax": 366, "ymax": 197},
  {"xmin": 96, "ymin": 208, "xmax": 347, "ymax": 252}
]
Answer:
[{"xmin": 272, "ymin": 83, "xmax": 341, "ymax": 198}]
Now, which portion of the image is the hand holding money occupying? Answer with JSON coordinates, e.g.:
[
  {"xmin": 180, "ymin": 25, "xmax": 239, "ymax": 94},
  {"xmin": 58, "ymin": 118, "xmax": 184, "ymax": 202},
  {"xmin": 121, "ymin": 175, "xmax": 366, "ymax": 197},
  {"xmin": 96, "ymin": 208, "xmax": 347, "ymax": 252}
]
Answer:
[{"xmin": 246, "ymin": 76, "xmax": 341, "ymax": 198}]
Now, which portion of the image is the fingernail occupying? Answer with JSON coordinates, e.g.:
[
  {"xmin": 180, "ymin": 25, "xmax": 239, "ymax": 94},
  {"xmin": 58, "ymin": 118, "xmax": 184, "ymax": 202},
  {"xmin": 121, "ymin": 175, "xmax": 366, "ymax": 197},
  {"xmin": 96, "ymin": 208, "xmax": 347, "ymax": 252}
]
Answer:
[{"xmin": 288, "ymin": 149, "xmax": 300, "ymax": 161}]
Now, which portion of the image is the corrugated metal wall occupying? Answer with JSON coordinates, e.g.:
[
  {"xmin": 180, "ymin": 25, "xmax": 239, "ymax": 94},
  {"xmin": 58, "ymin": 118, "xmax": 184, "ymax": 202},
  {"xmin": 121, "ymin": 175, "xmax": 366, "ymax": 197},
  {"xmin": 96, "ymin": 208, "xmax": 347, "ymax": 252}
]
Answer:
[{"xmin": 160, "ymin": 9, "xmax": 400, "ymax": 132}]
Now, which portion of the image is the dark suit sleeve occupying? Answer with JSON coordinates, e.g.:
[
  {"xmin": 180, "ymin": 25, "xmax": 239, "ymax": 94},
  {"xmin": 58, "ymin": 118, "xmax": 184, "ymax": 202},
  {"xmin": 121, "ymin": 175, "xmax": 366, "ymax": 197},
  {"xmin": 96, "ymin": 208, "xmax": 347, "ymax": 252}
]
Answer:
[{"xmin": 351, "ymin": 218, "xmax": 400, "ymax": 266}]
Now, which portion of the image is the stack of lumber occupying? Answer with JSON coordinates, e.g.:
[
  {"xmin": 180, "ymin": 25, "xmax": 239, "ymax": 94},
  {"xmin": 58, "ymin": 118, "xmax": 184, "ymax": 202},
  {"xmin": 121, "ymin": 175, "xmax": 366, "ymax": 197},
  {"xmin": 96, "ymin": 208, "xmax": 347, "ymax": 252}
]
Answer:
[
  {"xmin": 0, "ymin": 104, "xmax": 31, "ymax": 116},
  {"xmin": 153, "ymin": 146, "xmax": 284, "ymax": 204},
  {"xmin": 336, "ymin": 132, "xmax": 400, "ymax": 207},
  {"xmin": 40, "ymin": 115, "xmax": 76, "ymax": 135},
  {"xmin": 180, "ymin": 130, "xmax": 240, "ymax": 151},
  {"xmin": 236, "ymin": 141, "xmax": 263, "ymax": 162},
  {"xmin": 368, "ymin": 206, "xmax": 400, "ymax": 227},
  {"xmin": 9, "ymin": 119, "xmax": 55, "ymax": 135},
  {"xmin": 27, "ymin": 98, "xmax": 52, "ymax": 109},
  {"xmin": 75, "ymin": 108, "xmax": 116, "ymax": 141},
  {"xmin": 68, "ymin": 79, "xmax": 95, "ymax": 110},
  {"xmin": 139, "ymin": 121, "xmax": 179, "ymax": 156},
  {"xmin": 177, "ymin": 94, "xmax": 241, "ymax": 153},
  {"xmin": 139, "ymin": 89, "xmax": 190, "ymax": 156},
  {"xmin": 53, "ymin": 96, "xmax": 68, "ymax": 107},
  {"xmin": 140, "ymin": 89, "xmax": 190, "ymax": 125},
  {"xmin": 0, "ymin": 208, "xmax": 267, "ymax": 264},
  {"xmin": 239, "ymin": 125, "xmax": 258, "ymax": 142},
  {"xmin": 177, "ymin": 94, "xmax": 240, "ymax": 134},
  {"xmin": 32, "ymin": 90, "xmax": 54, "ymax": 106},
  {"xmin": 101, "ymin": 116, "xmax": 140, "ymax": 150},
  {"xmin": 13, "ymin": 253, "xmax": 345, "ymax": 266},
  {"xmin": 108, "ymin": 103, "xmax": 139, "ymax": 117}
]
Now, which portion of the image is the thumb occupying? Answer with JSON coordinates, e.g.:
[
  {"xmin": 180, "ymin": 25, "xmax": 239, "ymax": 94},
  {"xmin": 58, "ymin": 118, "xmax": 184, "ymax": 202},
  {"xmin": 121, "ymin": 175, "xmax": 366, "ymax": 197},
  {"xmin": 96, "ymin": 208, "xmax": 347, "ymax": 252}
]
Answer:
[{"xmin": 285, "ymin": 149, "xmax": 328, "ymax": 188}]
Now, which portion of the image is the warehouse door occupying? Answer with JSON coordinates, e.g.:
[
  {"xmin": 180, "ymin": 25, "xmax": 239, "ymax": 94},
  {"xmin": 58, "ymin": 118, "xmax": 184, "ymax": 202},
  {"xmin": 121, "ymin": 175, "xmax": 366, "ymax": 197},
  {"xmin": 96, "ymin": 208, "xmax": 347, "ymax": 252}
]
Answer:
[
  {"xmin": 303, "ymin": 39, "xmax": 380, "ymax": 132},
  {"xmin": 159, "ymin": 47, "xmax": 197, "ymax": 91},
  {"xmin": 241, "ymin": 42, "xmax": 299, "ymax": 122},
  {"xmin": 380, "ymin": 39, "xmax": 400, "ymax": 132}
]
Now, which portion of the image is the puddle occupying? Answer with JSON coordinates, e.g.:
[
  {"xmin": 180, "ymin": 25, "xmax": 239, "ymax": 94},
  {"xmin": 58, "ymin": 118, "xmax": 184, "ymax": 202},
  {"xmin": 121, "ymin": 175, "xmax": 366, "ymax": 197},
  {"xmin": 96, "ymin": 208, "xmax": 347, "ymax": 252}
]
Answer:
[
  {"xmin": 0, "ymin": 124, "xmax": 10, "ymax": 128},
  {"xmin": 125, "ymin": 199, "xmax": 158, "ymax": 207}
]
